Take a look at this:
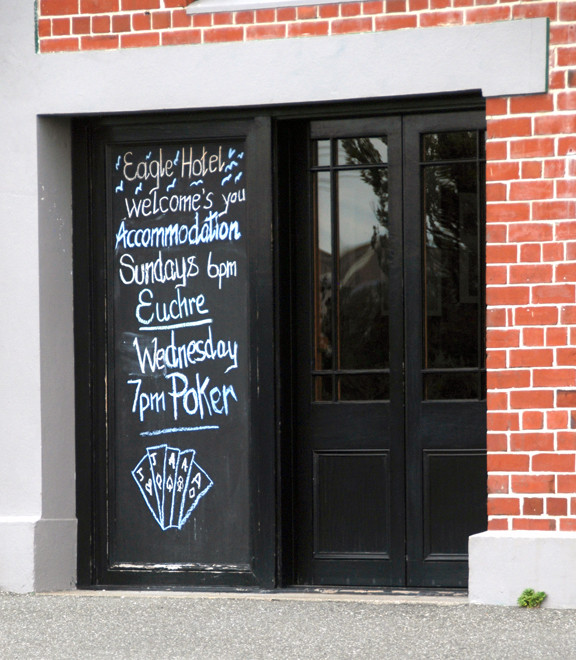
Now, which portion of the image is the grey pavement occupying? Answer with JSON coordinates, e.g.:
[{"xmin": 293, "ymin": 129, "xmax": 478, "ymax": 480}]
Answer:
[{"xmin": 0, "ymin": 590, "xmax": 575, "ymax": 659}]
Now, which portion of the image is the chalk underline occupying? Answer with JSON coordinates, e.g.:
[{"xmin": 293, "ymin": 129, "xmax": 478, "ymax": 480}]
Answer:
[
  {"xmin": 140, "ymin": 426, "xmax": 219, "ymax": 437},
  {"xmin": 139, "ymin": 318, "xmax": 213, "ymax": 332}
]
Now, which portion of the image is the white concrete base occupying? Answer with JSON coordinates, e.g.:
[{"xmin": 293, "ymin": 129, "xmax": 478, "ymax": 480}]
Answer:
[
  {"xmin": 469, "ymin": 531, "xmax": 576, "ymax": 609},
  {"xmin": 0, "ymin": 518, "xmax": 76, "ymax": 593},
  {"xmin": 0, "ymin": 519, "xmax": 36, "ymax": 593}
]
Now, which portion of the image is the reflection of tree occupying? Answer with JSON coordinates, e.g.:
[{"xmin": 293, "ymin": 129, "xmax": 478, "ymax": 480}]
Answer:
[
  {"xmin": 315, "ymin": 132, "xmax": 483, "ymax": 400},
  {"xmin": 340, "ymin": 138, "xmax": 389, "ymax": 278},
  {"xmin": 422, "ymin": 132, "xmax": 477, "ymax": 252},
  {"xmin": 422, "ymin": 132, "xmax": 479, "ymax": 300},
  {"xmin": 422, "ymin": 132, "xmax": 481, "ymax": 374},
  {"xmin": 334, "ymin": 138, "xmax": 390, "ymax": 381},
  {"xmin": 341, "ymin": 138, "xmax": 389, "ymax": 228}
]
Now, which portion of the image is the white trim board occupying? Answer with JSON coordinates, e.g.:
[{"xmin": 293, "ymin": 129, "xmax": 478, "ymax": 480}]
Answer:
[{"xmin": 31, "ymin": 19, "xmax": 548, "ymax": 116}]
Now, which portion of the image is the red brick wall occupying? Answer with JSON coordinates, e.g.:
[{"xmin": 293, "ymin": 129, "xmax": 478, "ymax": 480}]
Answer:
[
  {"xmin": 37, "ymin": 0, "xmax": 576, "ymax": 531},
  {"xmin": 485, "ymin": 2, "xmax": 576, "ymax": 531}
]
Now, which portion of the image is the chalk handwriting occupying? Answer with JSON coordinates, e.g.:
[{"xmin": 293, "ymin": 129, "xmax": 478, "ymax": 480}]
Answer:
[
  {"xmin": 180, "ymin": 145, "xmax": 225, "ymax": 178},
  {"xmin": 118, "ymin": 251, "xmax": 199, "ymax": 289},
  {"xmin": 123, "ymin": 189, "xmax": 214, "ymax": 219},
  {"xmin": 114, "ymin": 141, "xmax": 247, "ymax": 540},
  {"xmin": 115, "ymin": 214, "xmax": 241, "ymax": 250},
  {"xmin": 220, "ymin": 188, "xmax": 245, "ymax": 216},
  {"xmin": 207, "ymin": 251, "xmax": 237, "ymax": 290},
  {"xmin": 127, "ymin": 372, "xmax": 237, "ymax": 423},
  {"xmin": 135, "ymin": 287, "xmax": 209, "ymax": 327},
  {"xmin": 123, "ymin": 149, "xmax": 174, "ymax": 193},
  {"xmin": 132, "ymin": 326, "xmax": 238, "ymax": 375},
  {"xmin": 166, "ymin": 372, "xmax": 237, "ymax": 422}
]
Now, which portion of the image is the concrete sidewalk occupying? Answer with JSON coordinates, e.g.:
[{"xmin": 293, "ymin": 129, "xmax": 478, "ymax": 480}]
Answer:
[{"xmin": 0, "ymin": 590, "xmax": 575, "ymax": 659}]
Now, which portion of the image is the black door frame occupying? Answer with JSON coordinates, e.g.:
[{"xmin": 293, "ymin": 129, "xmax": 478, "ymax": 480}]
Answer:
[
  {"xmin": 72, "ymin": 92, "xmax": 485, "ymax": 590},
  {"xmin": 276, "ymin": 97, "xmax": 487, "ymax": 589}
]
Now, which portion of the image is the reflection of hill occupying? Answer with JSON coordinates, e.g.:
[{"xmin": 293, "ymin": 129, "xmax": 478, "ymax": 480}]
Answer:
[
  {"xmin": 317, "ymin": 240, "xmax": 389, "ymax": 372},
  {"xmin": 318, "ymin": 238, "xmax": 388, "ymax": 290},
  {"xmin": 340, "ymin": 242, "xmax": 387, "ymax": 290}
]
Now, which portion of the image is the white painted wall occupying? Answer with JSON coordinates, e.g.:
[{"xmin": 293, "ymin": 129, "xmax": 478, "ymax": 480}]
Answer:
[
  {"xmin": 0, "ymin": 2, "xmax": 547, "ymax": 591},
  {"xmin": 470, "ymin": 532, "xmax": 576, "ymax": 609}
]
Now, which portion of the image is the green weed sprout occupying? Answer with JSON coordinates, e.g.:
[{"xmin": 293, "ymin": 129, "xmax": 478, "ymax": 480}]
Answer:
[{"xmin": 517, "ymin": 588, "xmax": 547, "ymax": 608}]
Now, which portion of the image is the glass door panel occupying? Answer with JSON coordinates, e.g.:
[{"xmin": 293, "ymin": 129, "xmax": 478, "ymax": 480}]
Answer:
[
  {"xmin": 313, "ymin": 137, "xmax": 391, "ymax": 402},
  {"xmin": 421, "ymin": 130, "xmax": 486, "ymax": 401}
]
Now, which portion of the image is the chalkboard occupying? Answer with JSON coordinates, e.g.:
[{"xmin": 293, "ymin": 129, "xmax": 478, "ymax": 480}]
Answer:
[{"xmin": 108, "ymin": 140, "xmax": 250, "ymax": 567}]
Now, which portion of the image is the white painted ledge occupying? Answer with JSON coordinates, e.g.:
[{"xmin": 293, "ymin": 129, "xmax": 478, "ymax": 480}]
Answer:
[
  {"xmin": 0, "ymin": 518, "xmax": 76, "ymax": 593},
  {"xmin": 469, "ymin": 531, "xmax": 576, "ymax": 609},
  {"xmin": 34, "ymin": 18, "xmax": 548, "ymax": 115}
]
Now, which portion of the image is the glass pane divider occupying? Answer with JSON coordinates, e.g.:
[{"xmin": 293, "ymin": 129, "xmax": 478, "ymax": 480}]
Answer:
[
  {"xmin": 312, "ymin": 369, "xmax": 391, "ymax": 375},
  {"xmin": 421, "ymin": 367, "xmax": 485, "ymax": 374}
]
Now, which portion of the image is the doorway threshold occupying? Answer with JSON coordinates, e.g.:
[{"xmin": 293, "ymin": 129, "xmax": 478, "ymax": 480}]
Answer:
[
  {"xmin": 281, "ymin": 586, "xmax": 467, "ymax": 597},
  {"xmin": 274, "ymin": 586, "xmax": 468, "ymax": 604},
  {"xmin": 44, "ymin": 586, "xmax": 468, "ymax": 605}
]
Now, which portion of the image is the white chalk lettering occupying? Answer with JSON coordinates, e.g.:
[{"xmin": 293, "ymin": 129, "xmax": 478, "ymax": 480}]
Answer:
[
  {"xmin": 166, "ymin": 372, "xmax": 238, "ymax": 421},
  {"xmin": 118, "ymin": 251, "xmax": 199, "ymax": 288},
  {"xmin": 127, "ymin": 378, "xmax": 167, "ymax": 422},
  {"xmin": 114, "ymin": 213, "xmax": 241, "ymax": 250},
  {"xmin": 124, "ymin": 188, "xmax": 214, "ymax": 219},
  {"xmin": 132, "ymin": 327, "xmax": 238, "ymax": 375},
  {"xmin": 136, "ymin": 288, "xmax": 209, "ymax": 327},
  {"xmin": 123, "ymin": 149, "xmax": 174, "ymax": 192},
  {"xmin": 220, "ymin": 188, "xmax": 246, "ymax": 216},
  {"xmin": 207, "ymin": 251, "xmax": 237, "ymax": 289},
  {"xmin": 181, "ymin": 145, "xmax": 225, "ymax": 179}
]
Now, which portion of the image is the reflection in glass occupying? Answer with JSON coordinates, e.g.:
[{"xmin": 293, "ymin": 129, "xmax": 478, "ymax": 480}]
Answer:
[
  {"xmin": 422, "ymin": 131, "xmax": 482, "ymax": 400},
  {"xmin": 314, "ymin": 171, "xmax": 332, "ymax": 371},
  {"xmin": 423, "ymin": 131, "xmax": 477, "ymax": 162},
  {"xmin": 312, "ymin": 136, "xmax": 390, "ymax": 402},
  {"xmin": 314, "ymin": 376, "xmax": 333, "ymax": 402},
  {"xmin": 314, "ymin": 140, "xmax": 331, "ymax": 167},
  {"xmin": 337, "ymin": 137, "xmax": 388, "ymax": 165},
  {"xmin": 338, "ymin": 169, "xmax": 389, "ymax": 370}
]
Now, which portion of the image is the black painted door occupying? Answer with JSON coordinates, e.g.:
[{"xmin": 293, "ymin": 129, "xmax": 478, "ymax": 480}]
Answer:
[
  {"xmin": 74, "ymin": 114, "xmax": 276, "ymax": 588},
  {"xmin": 290, "ymin": 111, "xmax": 487, "ymax": 588}
]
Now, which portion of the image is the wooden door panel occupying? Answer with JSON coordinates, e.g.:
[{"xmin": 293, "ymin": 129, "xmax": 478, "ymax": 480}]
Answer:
[
  {"xmin": 404, "ymin": 113, "xmax": 487, "ymax": 587},
  {"xmin": 292, "ymin": 117, "xmax": 405, "ymax": 587}
]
